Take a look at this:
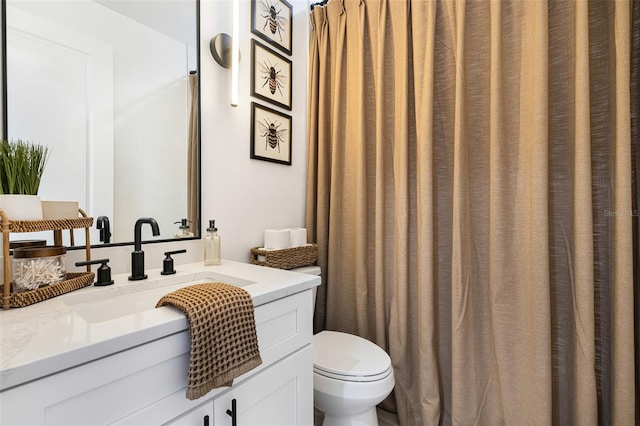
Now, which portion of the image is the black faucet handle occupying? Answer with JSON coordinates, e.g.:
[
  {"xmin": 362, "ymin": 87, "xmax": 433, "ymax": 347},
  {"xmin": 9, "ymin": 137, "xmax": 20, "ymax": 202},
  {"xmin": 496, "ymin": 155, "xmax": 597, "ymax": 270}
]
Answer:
[
  {"xmin": 96, "ymin": 216, "xmax": 112, "ymax": 243},
  {"xmin": 165, "ymin": 249, "xmax": 187, "ymax": 256},
  {"xmin": 161, "ymin": 249, "xmax": 187, "ymax": 275},
  {"xmin": 75, "ymin": 258, "xmax": 114, "ymax": 286}
]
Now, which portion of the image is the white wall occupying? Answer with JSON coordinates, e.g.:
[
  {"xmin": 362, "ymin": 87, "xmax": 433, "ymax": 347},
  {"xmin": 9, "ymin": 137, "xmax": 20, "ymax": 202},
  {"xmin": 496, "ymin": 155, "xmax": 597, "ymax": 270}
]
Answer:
[{"xmin": 197, "ymin": 0, "xmax": 309, "ymax": 263}]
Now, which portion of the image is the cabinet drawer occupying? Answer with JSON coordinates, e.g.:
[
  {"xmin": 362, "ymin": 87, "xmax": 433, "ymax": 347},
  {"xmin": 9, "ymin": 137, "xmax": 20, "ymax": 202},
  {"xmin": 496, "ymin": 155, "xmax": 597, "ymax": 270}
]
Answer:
[
  {"xmin": 0, "ymin": 289, "xmax": 313, "ymax": 426},
  {"xmin": 253, "ymin": 290, "xmax": 313, "ymax": 372}
]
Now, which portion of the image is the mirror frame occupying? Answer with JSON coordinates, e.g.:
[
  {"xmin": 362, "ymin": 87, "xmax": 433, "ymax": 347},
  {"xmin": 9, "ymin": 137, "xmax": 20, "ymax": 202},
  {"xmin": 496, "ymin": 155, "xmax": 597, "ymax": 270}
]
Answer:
[{"xmin": 1, "ymin": 0, "xmax": 202, "ymax": 249}]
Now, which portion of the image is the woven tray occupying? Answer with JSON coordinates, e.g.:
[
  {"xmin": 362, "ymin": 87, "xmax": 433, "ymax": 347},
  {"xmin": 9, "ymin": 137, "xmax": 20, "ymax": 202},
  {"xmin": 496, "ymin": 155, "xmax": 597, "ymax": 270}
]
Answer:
[
  {"xmin": 8, "ymin": 272, "xmax": 95, "ymax": 308},
  {"xmin": 250, "ymin": 244, "xmax": 318, "ymax": 270},
  {"xmin": 0, "ymin": 217, "xmax": 94, "ymax": 233}
]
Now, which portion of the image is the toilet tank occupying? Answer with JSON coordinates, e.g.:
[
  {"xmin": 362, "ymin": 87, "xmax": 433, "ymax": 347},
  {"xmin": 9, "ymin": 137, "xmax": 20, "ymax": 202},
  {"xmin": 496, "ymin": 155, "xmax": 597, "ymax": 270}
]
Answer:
[{"xmin": 290, "ymin": 265, "xmax": 320, "ymax": 314}]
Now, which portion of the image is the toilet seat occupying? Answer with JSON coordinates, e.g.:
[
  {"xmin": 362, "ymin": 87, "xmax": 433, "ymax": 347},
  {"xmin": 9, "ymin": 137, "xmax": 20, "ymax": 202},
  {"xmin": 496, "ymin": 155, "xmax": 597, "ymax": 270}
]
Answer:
[{"xmin": 313, "ymin": 331, "xmax": 392, "ymax": 383}]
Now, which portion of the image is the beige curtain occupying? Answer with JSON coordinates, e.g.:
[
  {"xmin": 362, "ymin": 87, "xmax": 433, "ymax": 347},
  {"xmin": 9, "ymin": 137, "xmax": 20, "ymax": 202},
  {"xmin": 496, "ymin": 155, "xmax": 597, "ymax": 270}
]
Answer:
[
  {"xmin": 631, "ymin": 1, "xmax": 639, "ymax": 423},
  {"xmin": 306, "ymin": 0, "xmax": 638, "ymax": 424},
  {"xmin": 187, "ymin": 72, "xmax": 199, "ymax": 235}
]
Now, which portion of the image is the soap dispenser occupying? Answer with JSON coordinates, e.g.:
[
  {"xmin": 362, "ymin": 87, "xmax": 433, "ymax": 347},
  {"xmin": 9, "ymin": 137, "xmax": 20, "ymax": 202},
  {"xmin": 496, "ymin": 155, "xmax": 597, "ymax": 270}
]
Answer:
[
  {"xmin": 204, "ymin": 220, "xmax": 221, "ymax": 265},
  {"xmin": 174, "ymin": 219, "xmax": 194, "ymax": 238}
]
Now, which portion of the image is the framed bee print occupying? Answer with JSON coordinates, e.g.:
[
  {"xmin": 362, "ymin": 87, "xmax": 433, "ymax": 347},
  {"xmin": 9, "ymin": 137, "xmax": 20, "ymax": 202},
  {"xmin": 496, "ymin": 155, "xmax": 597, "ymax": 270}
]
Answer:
[
  {"xmin": 251, "ymin": 102, "xmax": 292, "ymax": 165},
  {"xmin": 251, "ymin": 40, "xmax": 292, "ymax": 111},
  {"xmin": 251, "ymin": 0, "xmax": 293, "ymax": 55}
]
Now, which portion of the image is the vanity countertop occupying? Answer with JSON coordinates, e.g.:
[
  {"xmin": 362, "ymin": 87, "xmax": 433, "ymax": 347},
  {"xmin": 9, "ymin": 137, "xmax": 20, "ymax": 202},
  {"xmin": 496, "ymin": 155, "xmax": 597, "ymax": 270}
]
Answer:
[{"xmin": 0, "ymin": 260, "xmax": 320, "ymax": 392}]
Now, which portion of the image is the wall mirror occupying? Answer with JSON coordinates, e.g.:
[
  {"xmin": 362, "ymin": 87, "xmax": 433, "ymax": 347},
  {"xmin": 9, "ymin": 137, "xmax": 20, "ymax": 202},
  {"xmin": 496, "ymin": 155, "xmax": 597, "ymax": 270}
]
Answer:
[{"xmin": 1, "ymin": 0, "xmax": 201, "ymax": 247}]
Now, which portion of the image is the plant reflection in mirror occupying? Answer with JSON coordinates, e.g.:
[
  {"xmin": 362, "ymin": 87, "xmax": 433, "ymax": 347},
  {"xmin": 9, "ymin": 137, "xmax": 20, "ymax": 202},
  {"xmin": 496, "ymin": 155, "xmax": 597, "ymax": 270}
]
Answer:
[{"xmin": 0, "ymin": 139, "xmax": 50, "ymax": 195}]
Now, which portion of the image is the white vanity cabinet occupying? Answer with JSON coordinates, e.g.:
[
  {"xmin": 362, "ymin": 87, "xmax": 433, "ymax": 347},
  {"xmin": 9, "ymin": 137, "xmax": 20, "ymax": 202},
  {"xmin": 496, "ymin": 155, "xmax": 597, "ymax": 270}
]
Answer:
[{"xmin": 0, "ymin": 289, "xmax": 314, "ymax": 426}]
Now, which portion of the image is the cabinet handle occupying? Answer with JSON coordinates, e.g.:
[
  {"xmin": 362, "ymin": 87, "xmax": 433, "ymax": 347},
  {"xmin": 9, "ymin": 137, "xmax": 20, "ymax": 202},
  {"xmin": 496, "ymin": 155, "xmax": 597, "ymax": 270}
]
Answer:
[
  {"xmin": 203, "ymin": 415, "xmax": 210, "ymax": 426},
  {"xmin": 226, "ymin": 398, "xmax": 237, "ymax": 426}
]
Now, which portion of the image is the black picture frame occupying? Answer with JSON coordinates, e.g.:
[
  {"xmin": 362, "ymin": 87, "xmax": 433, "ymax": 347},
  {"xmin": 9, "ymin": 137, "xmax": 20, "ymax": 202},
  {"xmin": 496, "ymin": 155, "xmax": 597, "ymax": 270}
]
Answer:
[
  {"xmin": 251, "ymin": 39, "xmax": 292, "ymax": 111},
  {"xmin": 250, "ymin": 102, "xmax": 292, "ymax": 165},
  {"xmin": 251, "ymin": 0, "xmax": 293, "ymax": 56}
]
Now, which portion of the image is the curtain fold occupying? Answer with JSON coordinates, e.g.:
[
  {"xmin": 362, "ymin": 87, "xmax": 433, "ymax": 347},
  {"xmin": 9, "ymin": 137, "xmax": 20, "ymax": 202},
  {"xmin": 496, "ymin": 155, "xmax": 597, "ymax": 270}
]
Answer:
[
  {"xmin": 307, "ymin": 0, "xmax": 638, "ymax": 424},
  {"xmin": 630, "ymin": 1, "xmax": 639, "ymax": 424}
]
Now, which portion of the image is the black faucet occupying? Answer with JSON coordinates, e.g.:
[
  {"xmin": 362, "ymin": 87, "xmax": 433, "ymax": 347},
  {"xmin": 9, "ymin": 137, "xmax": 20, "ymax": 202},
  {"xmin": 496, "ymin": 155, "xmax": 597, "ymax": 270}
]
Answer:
[
  {"xmin": 96, "ymin": 216, "xmax": 112, "ymax": 244},
  {"xmin": 129, "ymin": 217, "xmax": 161, "ymax": 281}
]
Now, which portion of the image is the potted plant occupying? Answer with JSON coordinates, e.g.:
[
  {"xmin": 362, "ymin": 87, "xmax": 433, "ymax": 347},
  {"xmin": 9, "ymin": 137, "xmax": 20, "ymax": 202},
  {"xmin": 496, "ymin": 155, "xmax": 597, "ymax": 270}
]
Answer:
[{"xmin": 0, "ymin": 139, "xmax": 50, "ymax": 220}]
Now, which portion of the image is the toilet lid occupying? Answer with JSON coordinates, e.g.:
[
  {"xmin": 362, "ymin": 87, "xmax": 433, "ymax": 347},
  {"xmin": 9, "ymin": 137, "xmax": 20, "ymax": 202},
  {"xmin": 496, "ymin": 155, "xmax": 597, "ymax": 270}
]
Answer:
[{"xmin": 313, "ymin": 331, "xmax": 392, "ymax": 382}]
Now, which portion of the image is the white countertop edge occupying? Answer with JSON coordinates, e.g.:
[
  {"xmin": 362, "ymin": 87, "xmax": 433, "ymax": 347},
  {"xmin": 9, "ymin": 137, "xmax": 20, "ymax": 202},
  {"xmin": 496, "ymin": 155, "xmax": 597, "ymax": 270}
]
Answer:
[{"xmin": 0, "ymin": 260, "xmax": 320, "ymax": 391}]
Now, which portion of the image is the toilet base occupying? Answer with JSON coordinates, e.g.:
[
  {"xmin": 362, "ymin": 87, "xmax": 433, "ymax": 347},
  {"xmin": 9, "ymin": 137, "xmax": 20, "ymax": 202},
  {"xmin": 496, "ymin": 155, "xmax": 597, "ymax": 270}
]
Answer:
[{"xmin": 320, "ymin": 407, "xmax": 378, "ymax": 426}]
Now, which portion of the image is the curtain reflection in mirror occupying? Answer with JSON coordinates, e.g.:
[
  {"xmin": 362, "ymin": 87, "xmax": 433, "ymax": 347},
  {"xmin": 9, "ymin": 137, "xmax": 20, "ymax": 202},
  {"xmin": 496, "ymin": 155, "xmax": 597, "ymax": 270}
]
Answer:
[{"xmin": 188, "ymin": 71, "xmax": 198, "ymax": 237}]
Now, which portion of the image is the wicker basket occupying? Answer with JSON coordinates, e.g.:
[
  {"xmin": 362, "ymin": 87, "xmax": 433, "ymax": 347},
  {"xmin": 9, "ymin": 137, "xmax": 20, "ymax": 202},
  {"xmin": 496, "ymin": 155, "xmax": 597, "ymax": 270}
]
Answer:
[
  {"xmin": 250, "ymin": 244, "xmax": 318, "ymax": 270},
  {"xmin": 9, "ymin": 272, "xmax": 95, "ymax": 308}
]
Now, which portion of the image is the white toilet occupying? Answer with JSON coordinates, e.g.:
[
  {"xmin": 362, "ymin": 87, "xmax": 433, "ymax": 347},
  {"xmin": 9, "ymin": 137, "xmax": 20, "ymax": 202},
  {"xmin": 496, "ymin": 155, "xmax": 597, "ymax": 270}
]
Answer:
[{"xmin": 292, "ymin": 266, "xmax": 395, "ymax": 426}]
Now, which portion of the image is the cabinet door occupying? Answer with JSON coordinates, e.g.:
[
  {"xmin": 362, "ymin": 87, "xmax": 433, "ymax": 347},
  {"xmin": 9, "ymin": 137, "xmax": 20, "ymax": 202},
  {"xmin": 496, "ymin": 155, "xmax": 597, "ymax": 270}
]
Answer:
[
  {"xmin": 214, "ymin": 346, "xmax": 313, "ymax": 426},
  {"xmin": 164, "ymin": 402, "xmax": 213, "ymax": 426},
  {"xmin": 113, "ymin": 397, "xmax": 213, "ymax": 426}
]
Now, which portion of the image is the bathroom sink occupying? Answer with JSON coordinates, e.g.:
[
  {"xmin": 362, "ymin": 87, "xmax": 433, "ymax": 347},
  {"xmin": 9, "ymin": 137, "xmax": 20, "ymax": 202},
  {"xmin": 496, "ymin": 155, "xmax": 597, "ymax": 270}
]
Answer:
[{"xmin": 60, "ymin": 272, "xmax": 256, "ymax": 323}]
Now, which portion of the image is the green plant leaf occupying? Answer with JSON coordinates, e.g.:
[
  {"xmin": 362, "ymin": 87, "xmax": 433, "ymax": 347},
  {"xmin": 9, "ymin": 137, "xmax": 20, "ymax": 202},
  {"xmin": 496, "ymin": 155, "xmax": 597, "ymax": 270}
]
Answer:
[{"xmin": 0, "ymin": 139, "xmax": 50, "ymax": 195}]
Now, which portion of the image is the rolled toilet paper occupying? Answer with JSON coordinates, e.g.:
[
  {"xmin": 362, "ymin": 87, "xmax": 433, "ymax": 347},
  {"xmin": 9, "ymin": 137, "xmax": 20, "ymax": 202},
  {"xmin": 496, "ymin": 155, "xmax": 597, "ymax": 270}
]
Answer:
[
  {"xmin": 264, "ymin": 229, "xmax": 291, "ymax": 250},
  {"xmin": 290, "ymin": 228, "xmax": 307, "ymax": 247}
]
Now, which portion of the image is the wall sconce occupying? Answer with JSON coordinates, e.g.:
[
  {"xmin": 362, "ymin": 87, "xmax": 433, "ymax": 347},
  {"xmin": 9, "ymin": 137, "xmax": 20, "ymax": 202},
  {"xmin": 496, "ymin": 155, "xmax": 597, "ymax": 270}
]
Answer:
[{"xmin": 210, "ymin": 0, "xmax": 240, "ymax": 107}]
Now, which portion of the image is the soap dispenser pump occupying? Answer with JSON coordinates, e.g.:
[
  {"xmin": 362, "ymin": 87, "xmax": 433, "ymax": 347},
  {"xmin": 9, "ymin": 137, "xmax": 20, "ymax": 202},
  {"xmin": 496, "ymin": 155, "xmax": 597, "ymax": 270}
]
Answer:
[
  {"xmin": 204, "ymin": 220, "xmax": 221, "ymax": 266},
  {"xmin": 174, "ymin": 219, "xmax": 193, "ymax": 238},
  {"xmin": 173, "ymin": 219, "xmax": 193, "ymax": 238}
]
